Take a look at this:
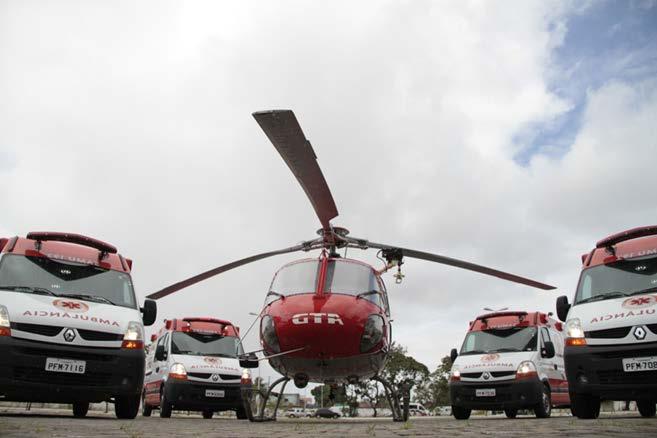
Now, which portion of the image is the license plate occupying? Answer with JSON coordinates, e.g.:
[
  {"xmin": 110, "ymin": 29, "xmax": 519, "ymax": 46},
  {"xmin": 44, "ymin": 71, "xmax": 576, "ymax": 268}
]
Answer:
[
  {"xmin": 45, "ymin": 358, "xmax": 86, "ymax": 374},
  {"xmin": 205, "ymin": 389, "xmax": 225, "ymax": 398},
  {"xmin": 475, "ymin": 388, "xmax": 496, "ymax": 397},
  {"xmin": 622, "ymin": 356, "xmax": 657, "ymax": 372}
]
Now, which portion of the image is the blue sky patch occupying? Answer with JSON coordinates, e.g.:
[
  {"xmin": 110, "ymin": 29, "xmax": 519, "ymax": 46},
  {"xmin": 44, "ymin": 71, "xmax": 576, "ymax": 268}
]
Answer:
[{"xmin": 514, "ymin": 0, "xmax": 657, "ymax": 165}]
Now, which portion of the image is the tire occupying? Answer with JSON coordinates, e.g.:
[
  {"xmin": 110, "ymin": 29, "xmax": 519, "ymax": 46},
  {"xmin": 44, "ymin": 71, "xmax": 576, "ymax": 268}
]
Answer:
[
  {"xmin": 72, "ymin": 402, "xmax": 89, "ymax": 418},
  {"xmin": 159, "ymin": 389, "xmax": 172, "ymax": 418},
  {"xmin": 236, "ymin": 407, "xmax": 248, "ymax": 420},
  {"xmin": 142, "ymin": 393, "xmax": 152, "ymax": 417},
  {"xmin": 504, "ymin": 408, "xmax": 517, "ymax": 419},
  {"xmin": 637, "ymin": 400, "xmax": 656, "ymax": 418},
  {"xmin": 452, "ymin": 405, "xmax": 471, "ymax": 420},
  {"xmin": 534, "ymin": 385, "xmax": 552, "ymax": 418},
  {"xmin": 115, "ymin": 395, "xmax": 140, "ymax": 419},
  {"xmin": 570, "ymin": 392, "xmax": 600, "ymax": 419},
  {"xmin": 332, "ymin": 414, "xmax": 339, "ymax": 419},
  {"xmin": 202, "ymin": 410, "xmax": 213, "ymax": 419}
]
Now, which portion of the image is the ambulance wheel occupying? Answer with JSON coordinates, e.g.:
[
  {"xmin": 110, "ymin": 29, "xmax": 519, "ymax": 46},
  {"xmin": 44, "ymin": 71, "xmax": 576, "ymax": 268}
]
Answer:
[
  {"xmin": 236, "ymin": 407, "xmax": 248, "ymax": 420},
  {"xmin": 72, "ymin": 402, "xmax": 89, "ymax": 418},
  {"xmin": 202, "ymin": 410, "xmax": 214, "ymax": 419},
  {"xmin": 504, "ymin": 408, "xmax": 517, "ymax": 418},
  {"xmin": 637, "ymin": 400, "xmax": 656, "ymax": 418},
  {"xmin": 115, "ymin": 395, "xmax": 140, "ymax": 419},
  {"xmin": 141, "ymin": 393, "xmax": 152, "ymax": 417},
  {"xmin": 452, "ymin": 406, "xmax": 471, "ymax": 420},
  {"xmin": 534, "ymin": 385, "xmax": 552, "ymax": 418},
  {"xmin": 570, "ymin": 392, "xmax": 600, "ymax": 419},
  {"xmin": 159, "ymin": 389, "xmax": 172, "ymax": 418}
]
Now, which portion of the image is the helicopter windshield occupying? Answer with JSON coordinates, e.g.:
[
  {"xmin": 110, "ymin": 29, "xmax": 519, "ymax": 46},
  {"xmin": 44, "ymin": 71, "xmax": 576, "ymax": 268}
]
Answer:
[
  {"xmin": 323, "ymin": 260, "xmax": 386, "ymax": 309},
  {"xmin": 269, "ymin": 260, "xmax": 320, "ymax": 296}
]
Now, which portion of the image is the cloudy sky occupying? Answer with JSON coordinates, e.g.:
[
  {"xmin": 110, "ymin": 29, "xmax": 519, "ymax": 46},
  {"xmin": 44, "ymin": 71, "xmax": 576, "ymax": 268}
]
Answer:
[{"xmin": 1, "ymin": 0, "xmax": 656, "ymax": 387}]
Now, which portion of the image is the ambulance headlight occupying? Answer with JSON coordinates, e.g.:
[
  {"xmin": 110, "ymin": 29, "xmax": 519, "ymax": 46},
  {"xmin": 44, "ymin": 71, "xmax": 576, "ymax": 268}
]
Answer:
[
  {"xmin": 261, "ymin": 315, "xmax": 280, "ymax": 353},
  {"xmin": 565, "ymin": 318, "xmax": 587, "ymax": 346},
  {"xmin": 0, "ymin": 305, "xmax": 10, "ymax": 336},
  {"xmin": 360, "ymin": 314, "xmax": 384, "ymax": 353},
  {"xmin": 449, "ymin": 365, "xmax": 461, "ymax": 382},
  {"xmin": 515, "ymin": 360, "xmax": 537, "ymax": 379},
  {"xmin": 170, "ymin": 363, "xmax": 188, "ymax": 380},
  {"xmin": 121, "ymin": 321, "xmax": 144, "ymax": 349}
]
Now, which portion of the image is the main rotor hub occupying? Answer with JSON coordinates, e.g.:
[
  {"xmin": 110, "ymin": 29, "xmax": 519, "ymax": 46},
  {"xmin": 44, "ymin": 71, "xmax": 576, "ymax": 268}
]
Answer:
[{"xmin": 316, "ymin": 227, "xmax": 350, "ymax": 237}]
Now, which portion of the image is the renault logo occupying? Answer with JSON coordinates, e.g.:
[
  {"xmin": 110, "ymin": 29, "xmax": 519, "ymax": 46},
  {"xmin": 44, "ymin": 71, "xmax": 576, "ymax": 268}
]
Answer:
[
  {"xmin": 633, "ymin": 326, "xmax": 646, "ymax": 341},
  {"xmin": 211, "ymin": 374, "xmax": 220, "ymax": 382},
  {"xmin": 482, "ymin": 372, "xmax": 491, "ymax": 380},
  {"xmin": 63, "ymin": 328, "xmax": 76, "ymax": 342}
]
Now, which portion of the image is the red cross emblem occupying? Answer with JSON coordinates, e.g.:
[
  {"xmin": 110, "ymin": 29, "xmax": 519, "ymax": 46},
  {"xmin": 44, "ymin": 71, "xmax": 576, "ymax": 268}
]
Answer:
[
  {"xmin": 52, "ymin": 299, "xmax": 89, "ymax": 313},
  {"xmin": 622, "ymin": 295, "xmax": 657, "ymax": 309}
]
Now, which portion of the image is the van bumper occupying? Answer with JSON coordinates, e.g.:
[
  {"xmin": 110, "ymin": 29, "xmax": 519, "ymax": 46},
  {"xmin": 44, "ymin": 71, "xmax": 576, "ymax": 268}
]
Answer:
[
  {"xmin": 449, "ymin": 378, "xmax": 543, "ymax": 410},
  {"xmin": 564, "ymin": 342, "xmax": 657, "ymax": 401},
  {"xmin": 0, "ymin": 336, "xmax": 144, "ymax": 403},
  {"xmin": 164, "ymin": 379, "xmax": 243, "ymax": 411}
]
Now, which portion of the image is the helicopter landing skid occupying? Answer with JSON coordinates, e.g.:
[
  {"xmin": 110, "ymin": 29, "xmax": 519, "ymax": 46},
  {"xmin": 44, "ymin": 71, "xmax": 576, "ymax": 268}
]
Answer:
[
  {"xmin": 241, "ymin": 376, "xmax": 291, "ymax": 422},
  {"xmin": 373, "ymin": 376, "xmax": 410, "ymax": 422}
]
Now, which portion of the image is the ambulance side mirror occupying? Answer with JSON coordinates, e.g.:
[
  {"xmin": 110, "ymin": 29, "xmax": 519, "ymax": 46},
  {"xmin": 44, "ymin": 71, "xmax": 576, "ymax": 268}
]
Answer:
[
  {"xmin": 556, "ymin": 295, "xmax": 570, "ymax": 322},
  {"xmin": 141, "ymin": 299, "xmax": 157, "ymax": 327},
  {"xmin": 239, "ymin": 353, "xmax": 259, "ymax": 369},
  {"xmin": 450, "ymin": 348, "xmax": 458, "ymax": 364},
  {"xmin": 155, "ymin": 344, "xmax": 167, "ymax": 361},
  {"xmin": 542, "ymin": 341, "xmax": 555, "ymax": 359}
]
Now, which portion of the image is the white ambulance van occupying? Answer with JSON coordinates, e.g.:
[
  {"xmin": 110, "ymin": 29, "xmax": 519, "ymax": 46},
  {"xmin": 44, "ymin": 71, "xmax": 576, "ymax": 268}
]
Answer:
[
  {"xmin": 449, "ymin": 311, "xmax": 569, "ymax": 419},
  {"xmin": 556, "ymin": 226, "xmax": 657, "ymax": 419},
  {"xmin": 142, "ymin": 317, "xmax": 250, "ymax": 419},
  {"xmin": 0, "ymin": 232, "xmax": 157, "ymax": 418}
]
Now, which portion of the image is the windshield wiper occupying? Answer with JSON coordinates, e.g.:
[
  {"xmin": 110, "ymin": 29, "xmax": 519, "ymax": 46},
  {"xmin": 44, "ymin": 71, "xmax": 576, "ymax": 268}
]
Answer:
[
  {"xmin": 627, "ymin": 287, "xmax": 657, "ymax": 297},
  {"xmin": 62, "ymin": 293, "xmax": 116, "ymax": 306},
  {"xmin": 495, "ymin": 347, "xmax": 522, "ymax": 352},
  {"xmin": 462, "ymin": 350, "xmax": 487, "ymax": 355},
  {"xmin": 0, "ymin": 286, "xmax": 59, "ymax": 296},
  {"xmin": 356, "ymin": 291, "xmax": 379, "ymax": 300},
  {"xmin": 207, "ymin": 353, "xmax": 235, "ymax": 358},
  {"xmin": 578, "ymin": 291, "xmax": 627, "ymax": 305}
]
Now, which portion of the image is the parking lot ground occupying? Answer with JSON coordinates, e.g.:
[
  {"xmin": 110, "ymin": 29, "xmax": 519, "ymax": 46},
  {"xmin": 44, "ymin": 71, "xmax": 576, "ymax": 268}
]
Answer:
[{"xmin": 1, "ymin": 408, "xmax": 656, "ymax": 437}]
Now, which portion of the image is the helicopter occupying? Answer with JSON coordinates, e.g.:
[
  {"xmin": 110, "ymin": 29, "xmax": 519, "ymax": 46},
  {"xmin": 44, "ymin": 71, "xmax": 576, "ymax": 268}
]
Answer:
[{"xmin": 147, "ymin": 110, "xmax": 555, "ymax": 421}]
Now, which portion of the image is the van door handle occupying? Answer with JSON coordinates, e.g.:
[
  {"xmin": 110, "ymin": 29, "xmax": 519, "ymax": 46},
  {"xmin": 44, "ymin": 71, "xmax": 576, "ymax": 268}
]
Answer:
[
  {"xmin": 156, "ymin": 367, "xmax": 160, "ymax": 373},
  {"xmin": 553, "ymin": 364, "xmax": 558, "ymax": 370}
]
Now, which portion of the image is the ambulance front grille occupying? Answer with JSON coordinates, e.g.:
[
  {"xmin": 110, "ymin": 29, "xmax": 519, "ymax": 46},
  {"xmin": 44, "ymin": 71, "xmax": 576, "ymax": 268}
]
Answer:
[
  {"xmin": 10, "ymin": 323, "xmax": 63, "ymax": 337},
  {"xmin": 585, "ymin": 326, "xmax": 632, "ymax": 339},
  {"xmin": 77, "ymin": 329, "xmax": 123, "ymax": 341}
]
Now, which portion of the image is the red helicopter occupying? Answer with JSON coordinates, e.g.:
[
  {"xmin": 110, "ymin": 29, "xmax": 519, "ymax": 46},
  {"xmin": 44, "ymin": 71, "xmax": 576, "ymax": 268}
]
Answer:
[{"xmin": 147, "ymin": 110, "xmax": 555, "ymax": 421}]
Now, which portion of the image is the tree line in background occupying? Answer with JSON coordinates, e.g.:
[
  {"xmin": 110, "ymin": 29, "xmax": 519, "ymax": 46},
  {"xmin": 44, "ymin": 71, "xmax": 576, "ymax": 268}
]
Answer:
[{"xmin": 311, "ymin": 343, "xmax": 452, "ymax": 415}]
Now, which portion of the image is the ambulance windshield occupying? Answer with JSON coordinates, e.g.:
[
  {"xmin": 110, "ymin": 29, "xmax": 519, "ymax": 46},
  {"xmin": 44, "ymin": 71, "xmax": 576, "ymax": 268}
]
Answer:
[
  {"xmin": 575, "ymin": 256, "xmax": 657, "ymax": 305},
  {"xmin": 0, "ymin": 254, "xmax": 136, "ymax": 309},
  {"xmin": 460, "ymin": 327, "xmax": 537, "ymax": 355},
  {"xmin": 171, "ymin": 331, "xmax": 244, "ymax": 358}
]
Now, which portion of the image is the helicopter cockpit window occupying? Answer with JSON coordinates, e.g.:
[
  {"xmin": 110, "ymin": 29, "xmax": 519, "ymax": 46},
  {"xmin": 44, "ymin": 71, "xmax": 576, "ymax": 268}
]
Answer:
[
  {"xmin": 267, "ymin": 260, "xmax": 320, "ymax": 304},
  {"xmin": 323, "ymin": 260, "xmax": 384, "ymax": 308}
]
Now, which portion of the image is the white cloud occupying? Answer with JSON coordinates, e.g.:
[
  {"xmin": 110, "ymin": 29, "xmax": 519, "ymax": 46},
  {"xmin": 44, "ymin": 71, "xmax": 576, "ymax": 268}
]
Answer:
[{"xmin": 1, "ymin": 0, "xmax": 655, "ymax": 378}]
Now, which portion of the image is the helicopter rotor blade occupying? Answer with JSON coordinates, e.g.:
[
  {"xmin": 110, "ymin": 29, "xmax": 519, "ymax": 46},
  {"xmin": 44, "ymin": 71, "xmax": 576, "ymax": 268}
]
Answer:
[
  {"xmin": 253, "ymin": 110, "xmax": 339, "ymax": 230},
  {"xmin": 345, "ymin": 236, "xmax": 556, "ymax": 290},
  {"xmin": 146, "ymin": 240, "xmax": 320, "ymax": 300}
]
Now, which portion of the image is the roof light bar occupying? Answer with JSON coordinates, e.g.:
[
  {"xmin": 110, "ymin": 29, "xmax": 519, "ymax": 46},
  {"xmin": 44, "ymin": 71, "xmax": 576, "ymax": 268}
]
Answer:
[{"xmin": 596, "ymin": 225, "xmax": 657, "ymax": 249}]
